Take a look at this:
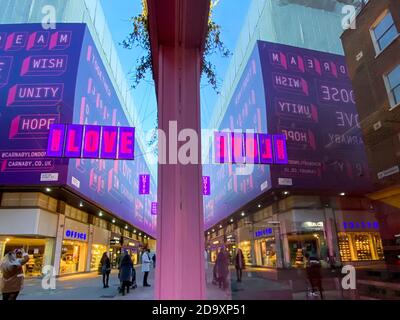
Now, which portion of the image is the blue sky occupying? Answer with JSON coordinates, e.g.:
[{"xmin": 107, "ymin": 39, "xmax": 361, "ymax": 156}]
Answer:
[{"xmin": 99, "ymin": 0, "xmax": 251, "ymax": 133}]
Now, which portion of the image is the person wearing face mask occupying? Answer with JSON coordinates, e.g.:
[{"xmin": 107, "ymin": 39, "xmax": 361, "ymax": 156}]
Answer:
[{"xmin": 0, "ymin": 249, "xmax": 29, "ymax": 300}]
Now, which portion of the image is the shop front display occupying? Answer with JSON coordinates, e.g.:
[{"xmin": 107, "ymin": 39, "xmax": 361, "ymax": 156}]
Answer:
[
  {"xmin": 90, "ymin": 244, "xmax": 107, "ymax": 271},
  {"xmin": 90, "ymin": 226, "xmax": 110, "ymax": 271},
  {"xmin": 238, "ymin": 241, "xmax": 252, "ymax": 266},
  {"xmin": 2, "ymin": 237, "xmax": 52, "ymax": 277},
  {"xmin": 60, "ymin": 219, "xmax": 89, "ymax": 275},
  {"xmin": 60, "ymin": 240, "xmax": 88, "ymax": 274},
  {"xmin": 335, "ymin": 212, "xmax": 385, "ymax": 263},
  {"xmin": 338, "ymin": 231, "xmax": 385, "ymax": 262},
  {"xmin": 287, "ymin": 231, "xmax": 327, "ymax": 267},
  {"xmin": 255, "ymin": 237, "xmax": 277, "ymax": 267},
  {"xmin": 109, "ymin": 233, "xmax": 122, "ymax": 268}
]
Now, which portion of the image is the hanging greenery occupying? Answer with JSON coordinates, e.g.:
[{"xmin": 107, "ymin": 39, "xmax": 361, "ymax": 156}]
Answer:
[{"xmin": 121, "ymin": 0, "xmax": 230, "ymax": 93}]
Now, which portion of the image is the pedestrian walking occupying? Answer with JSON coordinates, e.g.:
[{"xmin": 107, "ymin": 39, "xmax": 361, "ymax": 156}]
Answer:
[
  {"xmin": 235, "ymin": 248, "xmax": 245, "ymax": 282},
  {"xmin": 152, "ymin": 252, "xmax": 156, "ymax": 269},
  {"xmin": 0, "ymin": 249, "xmax": 29, "ymax": 300},
  {"xmin": 305, "ymin": 253, "xmax": 324, "ymax": 300},
  {"xmin": 131, "ymin": 263, "xmax": 137, "ymax": 290},
  {"xmin": 118, "ymin": 251, "xmax": 133, "ymax": 296},
  {"xmin": 142, "ymin": 249, "xmax": 152, "ymax": 287},
  {"xmin": 215, "ymin": 247, "xmax": 229, "ymax": 290},
  {"xmin": 100, "ymin": 252, "xmax": 111, "ymax": 288}
]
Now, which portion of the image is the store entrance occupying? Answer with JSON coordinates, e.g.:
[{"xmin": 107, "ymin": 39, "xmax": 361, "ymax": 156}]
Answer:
[
  {"xmin": 288, "ymin": 232, "xmax": 327, "ymax": 267},
  {"xmin": 60, "ymin": 240, "xmax": 87, "ymax": 275},
  {"xmin": 2, "ymin": 237, "xmax": 48, "ymax": 277}
]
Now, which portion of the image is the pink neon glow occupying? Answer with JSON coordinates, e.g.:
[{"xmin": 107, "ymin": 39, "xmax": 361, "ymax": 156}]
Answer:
[
  {"xmin": 298, "ymin": 56, "xmax": 305, "ymax": 72},
  {"xmin": 84, "ymin": 129, "xmax": 100, "ymax": 152},
  {"xmin": 218, "ymin": 135, "xmax": 225, "ymax": 162},
  {"xmin": 102, "ymin": 130, "xmax": 118, "ymax": 153},
  {"xmin": 9, "ymin": 116, "xmax": 20, "ymax": 139},
  {"xmin": 20, "ymin": 57, "xmax": 30, "ymax": 76},
  {"xmin": 66, "ymin": 129, "xmax": 80, "ymax": 153},
  {"xmin": 50, "ymin": 129, "xmax": 63, "ymax": 152},
  {"xmin": 261, "ymin": 137, "xmax": 272, "ymax": 159},
  {"xmin": 276, "ymin": 140, "xmax": 285, "ymax": 160},
  {"xmin": 232, "ymin": 133, "xmax": 244, "ymax": 162},
  {"xmin": 120, "ymin": 130, "xmax": 133, "ymax": 154},
  {"xmin": 245, "ymin": 134, "xmax": 258, "ymax": 162}
]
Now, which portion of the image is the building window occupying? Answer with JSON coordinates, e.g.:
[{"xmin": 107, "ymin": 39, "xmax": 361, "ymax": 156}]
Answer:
[
  {"xmin": 386, "ymin": 65, "xmax": 400, "ymax": 107},
  {"xmin": 371, "ymin": 11, "xmax": 398, "ymax": 54}
]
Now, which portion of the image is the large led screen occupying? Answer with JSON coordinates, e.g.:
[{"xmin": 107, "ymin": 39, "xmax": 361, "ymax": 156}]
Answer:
[
  {"xmin": 0, "ymin": 23, "xmax": 85, "ymax": 185},
  {"xmin": 259, "ymin": 41, "xmax": 371, "ymax": 192},
  {"xmin": 203, "ymin": 48, "xmax": 270, "ymax": 230},
  {"xmin": 203, "ymin": 41, "xmax": 372, "ymax": 229},
  {"xmin": 68, "ymin": 26, "xmax": 156, "ymax": 236},
  {"xmin": 0, "ymin": 24, "xmax": 156, "ymax": 236}
]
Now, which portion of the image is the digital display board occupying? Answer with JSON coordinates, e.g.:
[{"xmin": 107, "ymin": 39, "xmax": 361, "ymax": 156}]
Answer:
[
  {"xmin": 259, "ymin": 41, "xmax": 371, "ymax": 192},
  {"xmin": 203, "ymin": 48, "xmax": 270, "ymax": 230},
  {"xmin": 0, "ymin": 24, "xmax": 156, "ymax": 236},
  {"xmin": 0, "ymin": 24, "xmax": 85, "ymax": 184},
  {"xmin": 67, "ymin": 27, "xmax": 156, "ymax": 236},
  {"xmin": 203, "ymin": 41, "xmax": 371, "ymax": 229}
]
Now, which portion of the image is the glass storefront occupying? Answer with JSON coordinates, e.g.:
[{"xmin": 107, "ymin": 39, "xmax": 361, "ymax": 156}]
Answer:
[
  {"xmin": 2, "ymin": 237, "xmax": 52, "ymax": 277},
  {"xmin": 90, "ymin": 244, "xmax": 107, "ymax": 271},
  {"xmin": 60, "ymin": 240, "xmax": 88, "ymax": 275},
  {"xmin": 238, "ymin": 241, "xmax": 252, "ymax": 266},
  {"xmin": 287, "ymin": 232, "xmax": 328, "ymax": 267},
  {"xmin": 255, "ymin": 237, "xmax": 277, "ymax": 267},
  {"xmin": 338, "ymin": 232, "xmax": 385, "ymax": 262}
]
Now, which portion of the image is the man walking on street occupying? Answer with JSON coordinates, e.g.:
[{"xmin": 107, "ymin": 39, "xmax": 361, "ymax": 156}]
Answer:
[{"xmin": 142, "ymin": 249, "xmax": 152, "ymax": 287}]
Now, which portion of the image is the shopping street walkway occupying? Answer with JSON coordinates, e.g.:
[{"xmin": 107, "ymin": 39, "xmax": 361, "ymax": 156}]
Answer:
[
  {"xmin": 19, "ymin": 267, "xmax": 155, "ymax": 300},
  {"xmin": 17, "ymin": 264, "xmax": 356, "ymax": 300}
]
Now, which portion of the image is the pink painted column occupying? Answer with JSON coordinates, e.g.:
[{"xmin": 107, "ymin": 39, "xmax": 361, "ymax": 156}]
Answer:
[{"xmin": 155, "ymin": 45, "xmax": 206, "ymax": 300}]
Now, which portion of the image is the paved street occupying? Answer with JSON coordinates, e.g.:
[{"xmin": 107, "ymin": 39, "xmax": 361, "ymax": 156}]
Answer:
[
  {"xmin": 17, "ymin": 264, "xmax": 351, "ymax": 300},
  {"xmin": 20, "ymin": 267, "xmax": 155, "ymax": 300}
]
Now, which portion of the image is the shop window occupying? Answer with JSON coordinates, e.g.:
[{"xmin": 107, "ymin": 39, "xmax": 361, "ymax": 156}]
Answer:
[
  {"xmin": 60, "ymin": 240, "xmax": 88, "ymax": 275},
  {"xmin": 370, "ymin": 11, "xmax": 398, "ymax": 54},
  {"xmin": 90, "ymin": 244, "xmax": 107, "ymax": 271},
  {"xmin": 338, "ymin": 232, "xmax": 385, "ymax": 262},
  {"xmin": 385, "ymin": 64, "xmax": 400, "ymax": 108},
  {"xmin": 3, "ymin": 238, "xmax": 48, "ymax": 277}
]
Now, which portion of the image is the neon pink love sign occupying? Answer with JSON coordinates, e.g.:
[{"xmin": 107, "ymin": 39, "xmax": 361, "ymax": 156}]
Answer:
[
  {"xmin": 46, "ymin": 124, "xmax": 135, "ymax": 160},
  {"xmin": 214, "ymin": 132, "xmax": 288, "ymax": 164}
]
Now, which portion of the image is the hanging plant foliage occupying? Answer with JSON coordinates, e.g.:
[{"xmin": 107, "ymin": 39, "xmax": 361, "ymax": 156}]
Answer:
[{"xmin": 121, "ymin": 0, "xmax": 230, "ymax": 92}]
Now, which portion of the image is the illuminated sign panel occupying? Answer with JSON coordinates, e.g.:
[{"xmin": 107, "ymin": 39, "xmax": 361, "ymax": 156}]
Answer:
[
  {"xmin": 214, "ymin": 132, "xmax": 288, "ymax": 164},
  {"xmin": 203, "ymin": 41, "xmax": 371, "ymax": 230},
  {"xmin": 202, "ymin": 176, "xmax": 211, "ymax": 196},
  {"xmin": 0, "ymin": 24, "xmax": 156, "ymax": 237},
  {"xmin": 139, "ymin": 174, "xmax": 150, "ymax": 195},
  {"xmin": 0, "ymin": 24, "xmax": 85, "ymax": 184},
  {"xmin": 46, "ymin": 124, "xmax": 135, "ymax": 160}
]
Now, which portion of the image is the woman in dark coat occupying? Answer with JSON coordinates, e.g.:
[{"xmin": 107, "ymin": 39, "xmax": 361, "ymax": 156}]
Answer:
[
  {"xmin": 100, "ymin": 252, "xmax": 111, "ymax": 288},
  {"xmin": 215, "ymin": 248, "xmax": 229, "ymax": 290},
  {"xmin": 305, "ymin": 253, "xmax": 324, "ymax": 299},
  {"xmin": 118, "ymin": 251, "xmax": 133, "ymax": 296},
  {"xmin": 235, "ymin": 248, "xmax": 245, "ymax": 282}
]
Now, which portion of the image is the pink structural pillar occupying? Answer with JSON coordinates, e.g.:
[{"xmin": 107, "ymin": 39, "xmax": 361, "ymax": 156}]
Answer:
[{"xmin": 147, "ymin": 0, "xmax": 210, "ymax": 299}]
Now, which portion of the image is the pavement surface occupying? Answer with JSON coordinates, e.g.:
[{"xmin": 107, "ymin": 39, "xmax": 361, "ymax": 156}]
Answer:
[{"xmin": 17, "ymin": 264, "xmax": 351, "ymax": 300}]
